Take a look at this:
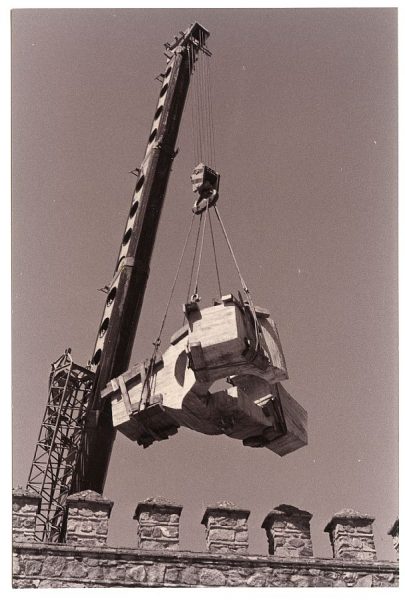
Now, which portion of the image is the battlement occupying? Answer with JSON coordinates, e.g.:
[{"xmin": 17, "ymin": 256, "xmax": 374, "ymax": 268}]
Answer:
[{"xmin": 12, "ymin": 488, "xmax": 398, "ymax": 588}]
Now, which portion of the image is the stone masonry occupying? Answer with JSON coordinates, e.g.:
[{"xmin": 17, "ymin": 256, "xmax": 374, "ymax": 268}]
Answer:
[
  {"xmin": 388, "ymin": 518, "xmax": 399, "ymax": 559},
  {"xmin": 134, "ymin": 497, "xmax": 183, "ymax": 550},
  {"xmin": 12, "ymin": 487, "xmax": 41, "ymax": 543},
  {"xmin": 65, "ymin": 490, "xmax": 114, "ymax": 547},
  {"xmin": 201, "ymin": 501, "xmax": 250, "ymax": 554},
  {"xmin": 261, "ymin": 504, "xmax": 313, "ymax": 558},
  {"xmin": 12, "ymin": 489, "xmax": 399, "ymax": 588},
  {"xmin": 12, "ymin": 544, "xmax": 399, "ymax": 588},
  {"xmin": 324, "ymin": 509, "xmax": 377, "ymax": 561}
]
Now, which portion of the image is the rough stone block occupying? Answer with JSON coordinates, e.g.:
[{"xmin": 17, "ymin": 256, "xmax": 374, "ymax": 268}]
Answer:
[
  {"xmin": 235, "ymin": 531, "xmax": 249, "ymax": 542},
  {"xmin": 199, "ymin": 568, "xmax": 227, "ymax": 586},
  {"xmin": 247, "ymin": 573, "xmax": 266, "ymax": 587},
  {"xmin": 12, "ymin": 555, "xmax": 21, "ymax": 576},
  {"xmin": 169, "ymin": 513, "xmax": 180, "ymax": 523},
  {"xmin": 164, "ymin": 567, "xmax": 181, "ymax": 583},
  {"xmin": 42, "ymin": 555, "xmax": 66, "ymax": 577},
  {"xmin": 126, "ymin": 565, "xmax": 146, "ymax": 583},
  {"xmin": 207, "ymin": 515, "xmax": 237, "ymax": 527},
  {"xmin": 227, "ymin": 570, "xmax": 246, "ymax": 586},
  {"xmin": 87, "ymin": 566, "xmax": 104, "ymax": 579},
  {"xmin": 153, "ymin": 525, "xmax": 178, "ymax": 538},
  {"xmin": 146, "ymin": 563, "xmax": 166, "ymax": 583},
  {"xmin": 105, "ymin": 566, "xmax": 126, "ymax": 581},
  {"xmin": 64, "ymin": 561, "xmax": 89, "ymax": 579},
  {"xmin": 208, "ymin": 541, "xmax": 248, "ymax": 555},
  {"xmin": 181, "ymin": 566, "xmax": 199, "ymax": 585},
  {"xmin": 25, "ymin": 560, "xmax": 42, "ymax": 576},
  {"xmin": 209, "ymin": 528, "xmax": 235, "ymax": 541}
]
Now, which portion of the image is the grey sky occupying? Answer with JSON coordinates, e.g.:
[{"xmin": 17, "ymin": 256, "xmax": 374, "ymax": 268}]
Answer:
[{"xmin": 12, "ymin": 8, "xmax": 397, "ymax": 558}]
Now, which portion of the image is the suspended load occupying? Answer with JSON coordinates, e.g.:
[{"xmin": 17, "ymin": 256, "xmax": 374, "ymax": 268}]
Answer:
[
  {"xmin": 102, "ymin": 293, "xmax": 306, "ymax": 455},
  {"xmin": 102, "ymin": 163, "xmax": 308, "ymax": 455}
]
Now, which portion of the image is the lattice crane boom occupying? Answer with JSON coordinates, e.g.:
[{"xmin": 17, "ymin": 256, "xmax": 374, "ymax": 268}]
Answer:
[{"xmin": 71, "ymin": 22, "xmax": 210, "ymax": 494}]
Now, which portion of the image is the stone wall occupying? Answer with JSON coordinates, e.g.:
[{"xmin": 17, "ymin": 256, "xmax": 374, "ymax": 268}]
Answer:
[
  {"xmin": 12, "ymin": 489, "xmax": 399, "ymax": 588},
  {"xmin": 12, "ymin": 543, "xmax": 399, "ymax": 588}
]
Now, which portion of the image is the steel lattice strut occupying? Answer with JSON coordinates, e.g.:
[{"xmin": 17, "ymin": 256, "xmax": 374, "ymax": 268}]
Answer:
[{"xmin": 26, "ymin": 350, "xmax": 94, "ymax": 542}]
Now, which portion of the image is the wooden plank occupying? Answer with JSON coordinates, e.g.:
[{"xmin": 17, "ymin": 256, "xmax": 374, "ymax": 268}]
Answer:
[
  {"xmin": 101, "ymin": 353, "xmax": 163, "ymax": 399},
  {"xmin": 265, "ymin": 383, "xmax": 308, "ymax": 456},
  {"xmin": 117, "ymin": 375, "xmax": 132, "ymax": 415},
  {"xmin": 257, "ymin": 316, "xmax": 288, "ymax": 381},
  {"xmin": 170, "ymin": 324, "xmax": 188, "ymax": 346}
]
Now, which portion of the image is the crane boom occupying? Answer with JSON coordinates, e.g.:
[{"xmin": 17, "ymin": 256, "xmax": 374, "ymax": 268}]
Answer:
[{"xmin": 71, "ymin": 22, "xmax": 210, "ymax": 494}]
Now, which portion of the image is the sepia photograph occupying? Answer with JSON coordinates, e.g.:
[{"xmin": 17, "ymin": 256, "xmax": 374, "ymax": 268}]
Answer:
[{"xmin": 11, "ymin": 6, "xmax": 398, "ymax": 588}]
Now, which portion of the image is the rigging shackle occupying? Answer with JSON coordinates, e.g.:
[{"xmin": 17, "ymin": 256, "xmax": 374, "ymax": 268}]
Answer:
[{"xmin": 191, "ymin": 163, "xmax": 220, "ymax": 214}]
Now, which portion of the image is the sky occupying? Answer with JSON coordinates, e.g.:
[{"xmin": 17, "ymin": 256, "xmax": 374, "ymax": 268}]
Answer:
[{"xmin": 11, "ymin": 7, "xmax": 398, "ymax": 560}]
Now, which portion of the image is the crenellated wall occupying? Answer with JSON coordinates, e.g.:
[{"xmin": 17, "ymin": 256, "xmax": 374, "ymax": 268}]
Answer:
[{"xmin": 12, "ymin": 489, "xmax": 399, "ymax": 588}]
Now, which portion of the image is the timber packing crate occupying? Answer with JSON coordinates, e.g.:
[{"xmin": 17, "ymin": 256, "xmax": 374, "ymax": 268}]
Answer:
[{"xmin": 102, "ymin": 293, "xmax": 307, "ymax": 455}]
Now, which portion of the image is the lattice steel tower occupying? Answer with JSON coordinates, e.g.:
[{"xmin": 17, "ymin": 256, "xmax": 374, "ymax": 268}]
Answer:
[{"xmin": 26, "ymin": 351, "xmax": 94, "ymax": 542}]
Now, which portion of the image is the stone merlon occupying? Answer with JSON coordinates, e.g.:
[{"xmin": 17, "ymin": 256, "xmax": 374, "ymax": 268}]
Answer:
[
  {"xmin": 324, "ymin": 509, "xmax": 376, "ymax": 561},
  {"xmin": 261, "ymin": 504, "xmax": 313, "ymax": 558},
  {"xmin": 201, "ymin": 501, "xmax": 250, "ymax": 555},
  {"xmin": 65, "ymin": 490, "xmax": 114, "ymax": 547},
  {"xmin": 387, "ymin": 518, "xmax": 399, "ymax": 557},
  {"xmin": 134, "ymin": 496, "xmax": 183, "ymax": 551},
  {"xmin": 12, "ymin": 487, "xmax": 42, "ymax": 543}
]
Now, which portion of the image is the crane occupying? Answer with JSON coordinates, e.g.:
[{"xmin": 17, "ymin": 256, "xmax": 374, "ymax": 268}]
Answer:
[
  {"xmin": 26, "ymin": 21, "xmax": 308, "ymax": 543},
  {"xmin": 26, "ymin": 22, "xmax": 211, "ymax": 541}
]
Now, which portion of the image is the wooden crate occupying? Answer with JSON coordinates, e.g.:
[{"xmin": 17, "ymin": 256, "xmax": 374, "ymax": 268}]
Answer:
[
  {"xmin": 231, "ymin": 374, "xmax": 307, "ymax": 456},
  {"xmin": 105, "ymin": 331, "xmax": 211, "ymax": 441},
  {"xmin": 103, "ymin": 294, "xmax": 305, "ymax": 456},
  {"xmin": 186, "ymin": 294, "xmax": 288, "ymax": 384}
]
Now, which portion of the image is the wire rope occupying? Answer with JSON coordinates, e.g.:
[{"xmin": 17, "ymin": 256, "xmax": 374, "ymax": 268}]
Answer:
[
  {"xmin": 207, "ymin": 206, "xmax": 222, "ymax": 297},
  {"xmin": 139, "ymin": 212, "xmax": 196, "ymax": 407},
  {"xmin": 206, "ymin": 52, "xmax": 217, "ymax": 169},
  {"xmin": 193, "ymin": 204, "xmax": 209, "ymax": 298},
  {"xmin": 155, "ymin": 212, "xmax": 196, "ymax": 347},
  {"xmin": 185, "ymin": 213, "xmax": 202, "ymax": 305},
  {"xmin": 214, "ymin": 206, "xmax": 249, "ymax": 295},
  {"xmin": 213, "ymin": 206, "xmax": 263, "ymax": 354}
]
